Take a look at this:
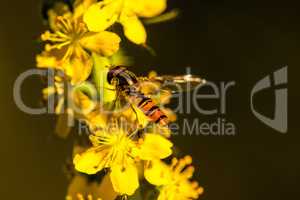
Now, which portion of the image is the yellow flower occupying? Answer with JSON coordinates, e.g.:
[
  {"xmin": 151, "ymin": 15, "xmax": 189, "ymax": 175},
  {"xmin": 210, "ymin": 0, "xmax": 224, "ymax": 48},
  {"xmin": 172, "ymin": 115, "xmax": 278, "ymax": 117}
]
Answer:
[
  {"xmin": 74, "ymin": 129, "xmax": 138, "ymax": 195},
  {"xmin": 37, "ymin": 0, "xmax": 121, "ymax": 84},
  {"xmin": 145, "ymin": 156, "xmax": 204, "ymax": 200},
  {"xmin": 73, "ymin": 128, "xmax": 173, "ymax": 195},
  {"xmin": 83, "ymin": 0, "xmax": 167, "ymax": 44}
]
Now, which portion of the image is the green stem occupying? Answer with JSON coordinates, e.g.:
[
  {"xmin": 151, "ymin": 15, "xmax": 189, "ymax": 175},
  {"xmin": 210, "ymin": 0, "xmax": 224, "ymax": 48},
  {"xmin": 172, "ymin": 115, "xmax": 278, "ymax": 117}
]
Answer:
[{"xmin": 92, "ymin": 53, "xmax": 116, "ymax": 104}]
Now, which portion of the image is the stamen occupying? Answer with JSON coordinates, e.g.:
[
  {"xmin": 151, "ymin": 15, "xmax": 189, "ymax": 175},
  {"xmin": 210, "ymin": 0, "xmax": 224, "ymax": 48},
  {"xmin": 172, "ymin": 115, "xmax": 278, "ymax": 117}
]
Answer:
[
  {"xmin": 197, "ymin": 187, "xmax": 204, "ymax": 194},
  {"xmin": 55, "ymin": 31, "xmax": 71, "ymax": 40},
  {"xmin": 41, "ymin": 31, "xmax": 69, "ymax": 42},
  {"xmin": 191, "ymin": 181, "xmax": 199, "ymax": 188},
  {"xmin": 181, "ymin": 166, "xmax": 194, "ymax": 179},
  {"xmin": 45, "ymin": 40, "xmax": 71, "ymax": 51},
  {"xmin": 171, "ymin": 157, "xmax": 178, "ymax": 169},
  {"xmin": 184, "ymin": 155, "xmax": 193, "ymax": 164},
  {"xmin": 174, "ymin": 159, "xmax": 186, "ymax": 173},
  {"xmin": 76, "ymin": 193, "xmax": 84, "ymax": 200},
  {"xmin": 57, "ymin": 16, "xmax": 71, "ymax": 32},
  {"xmin": 61, "ymin": 46, "xmax": 74, "ymax": 61}
]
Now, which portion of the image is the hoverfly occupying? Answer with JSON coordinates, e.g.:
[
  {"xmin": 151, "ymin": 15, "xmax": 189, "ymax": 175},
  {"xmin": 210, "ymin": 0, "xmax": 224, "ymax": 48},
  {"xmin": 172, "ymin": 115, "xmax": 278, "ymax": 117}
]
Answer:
[
  {"xmin": 52, "ymin": 66, "xmax": 206, "ymax": 136},
  {"xmin": 107, "ymin": 66, "xmax": 206, "ymax": 127}
]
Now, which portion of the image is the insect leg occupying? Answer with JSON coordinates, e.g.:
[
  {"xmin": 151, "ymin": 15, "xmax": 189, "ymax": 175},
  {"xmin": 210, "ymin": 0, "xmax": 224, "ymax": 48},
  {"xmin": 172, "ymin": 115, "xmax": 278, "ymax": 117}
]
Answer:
[{"xmin": 130, "ymin": 104, "xmax": 140, "ymax": 127}]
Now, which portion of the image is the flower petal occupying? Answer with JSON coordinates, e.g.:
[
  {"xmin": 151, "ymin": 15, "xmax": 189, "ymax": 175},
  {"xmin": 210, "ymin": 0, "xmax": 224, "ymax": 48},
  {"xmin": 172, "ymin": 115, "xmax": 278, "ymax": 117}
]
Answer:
[
  {"xmin": 73, "ymin": 147, "xmax": 107, "ymax": 175},
  {"xmin": 36, "ymin": 53, "xmax": 59, "ymax": 69},
  {"xmin": 80, "ymin": 31, "xmax": 121, "ymax": 56},
  {"xmin": 133, "ymin": 0, "xmax": 167, "ymax": 18},
  {"xmin": 73, "ymin": 0, "xmax": 97, "ymax": 19},
  {"xmin": 138, "ymin": 134, "xmax": 173, "ymax": 160},
  {"xmin": 144, "ymin": 160, "xmax": 171, "ymax": 186},
  {"xmin": 83, "ymin": 2, "xmax": 119, "ymax": 32},
  {"xmin": 157, "ymin": 190, "xmax": 172, "ymax": 200},
  {"xmin": 65, "ymin": 49, "xmax": 93, "ymax": 84},
  {"xmin": 36, "ymin": 46, "xmax": 67, "ymax": 69},
  {"xmin": 110, "ymin": 164, "xmax": 139, "ymax": 195},
  {"xmin": 120, "ymin": 11, "xmax": 146, "ymax": 45}
]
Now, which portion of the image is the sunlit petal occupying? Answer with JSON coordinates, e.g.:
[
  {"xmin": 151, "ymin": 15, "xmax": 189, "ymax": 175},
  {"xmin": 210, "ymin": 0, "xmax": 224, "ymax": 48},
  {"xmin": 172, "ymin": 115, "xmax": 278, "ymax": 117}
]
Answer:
[
  {"xmin": 65, "ymin": 49, "xmax": 93, "ymax": 84},
  {"xmin": 138, "ymin": 134, "xmax": 173, "ymax": 160},
  {"xmin": 73, "ymin": 0, "xmax": 98, "ymax": 19},
  {"xmin": 120, "ymin": 10, "xmax": 146, "ymax": 45},
  {"xmin": 110, "ymin": 164, "xmax": 139, "ymax": 195},
  {"xmin": 73, "ymin": 148, "xmax": 107, "ymax": 175},
  {"xmin": 80, "ymin": 31, "xmax": 121, "ymax": 56},
  {"xmin": 83, "ymin": 2, "xmax": 119, "ymax": 32},
  {"xmin": 133, "ymin": 0, "xmax": 167, "ymax": 18},
  {"xmin": 144, "ymin": 160, "xmax": 171, "ymax": 186}
]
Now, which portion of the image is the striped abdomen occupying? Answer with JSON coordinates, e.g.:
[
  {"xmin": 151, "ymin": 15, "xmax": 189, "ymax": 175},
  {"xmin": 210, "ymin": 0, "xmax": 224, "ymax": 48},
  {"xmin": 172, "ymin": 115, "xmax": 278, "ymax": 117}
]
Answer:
[
  {"xmin": 107, "ymin": 66, "xmax": 169, "ymax": 126},
  {"xmin": 137, "ymin": 95, "xmax": 169, "ymax": 126}
]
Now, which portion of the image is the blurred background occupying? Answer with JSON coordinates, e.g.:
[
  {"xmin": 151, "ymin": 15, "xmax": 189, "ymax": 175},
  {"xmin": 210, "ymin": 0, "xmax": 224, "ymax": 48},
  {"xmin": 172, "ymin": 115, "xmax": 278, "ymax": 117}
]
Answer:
[{"xmin": 0, "ymin": 0, "xmax": 299, "ymax": 199}]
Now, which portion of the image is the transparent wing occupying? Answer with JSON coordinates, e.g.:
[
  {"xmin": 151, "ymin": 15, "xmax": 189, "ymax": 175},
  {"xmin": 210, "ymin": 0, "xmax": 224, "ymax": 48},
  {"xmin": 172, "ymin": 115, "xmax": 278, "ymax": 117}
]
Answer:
[{"xmin": 138, "ymin": 74, "xmax": 206, "ymax": 94}]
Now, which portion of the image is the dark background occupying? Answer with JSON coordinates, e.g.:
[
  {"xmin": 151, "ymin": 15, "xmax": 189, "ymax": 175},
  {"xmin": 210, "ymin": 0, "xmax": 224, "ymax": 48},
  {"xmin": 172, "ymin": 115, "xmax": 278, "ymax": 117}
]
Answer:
[{"xmin": 0, "ymin": 0, "xmax": 299, "ymax": 199}]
